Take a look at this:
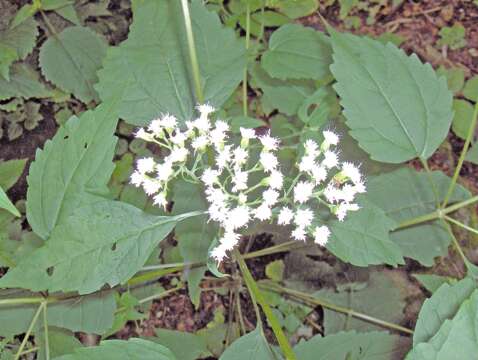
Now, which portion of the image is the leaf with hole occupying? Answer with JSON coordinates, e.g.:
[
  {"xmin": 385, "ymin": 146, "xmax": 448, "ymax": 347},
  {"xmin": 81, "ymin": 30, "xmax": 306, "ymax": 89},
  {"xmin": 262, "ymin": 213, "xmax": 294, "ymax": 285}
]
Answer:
[
  {"xmin": 0, "ymin": 200, "xmax": 201, "ymax": 294},
  {"xmin": 26, "ymin": 102, "xmax": 118, "ymax": 240},
  {"xmin": 96, "ymin": 0, "xmax": 246, "ymax": 125},
  {"xmin": 330, "ymin": 30, "xmax": 453, "ymax": 163}
]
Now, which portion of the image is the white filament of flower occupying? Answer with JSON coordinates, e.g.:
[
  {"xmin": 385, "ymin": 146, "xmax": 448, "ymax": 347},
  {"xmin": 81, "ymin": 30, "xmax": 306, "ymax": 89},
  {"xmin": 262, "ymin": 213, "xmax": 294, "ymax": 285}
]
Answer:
[{"xmin": 131, "ymin": 105, "xmax": 366, "ymax": 263}]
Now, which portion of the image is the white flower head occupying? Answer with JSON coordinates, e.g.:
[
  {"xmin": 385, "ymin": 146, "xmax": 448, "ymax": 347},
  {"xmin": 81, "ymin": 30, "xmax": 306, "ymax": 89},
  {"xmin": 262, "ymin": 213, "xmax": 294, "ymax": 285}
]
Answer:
[
  {"xmin": 304, "ymin": 139, "xmax": 319, "ymax": 156},
  {"xmin": 130, "ymin": 171, "xmax": 144, "ymax": 187},
  {"xmin": 268, "ymin": 170, "xmax": 283, "ymax": 190},
  {"xmin": 299, "ymin": 154, "xmax": 316, "ymax": 173},
  {"xmin": 192, "ymin": 135, "xmax": 210, "ymax": 151},
  {"xmin": 322, "ymin": 130, "xmax": 339, "ymax": 150},
  {"xmin": 148, "ymin": 118, "xmax": 163, "ymax": 135},
  {"xmin": 210, "ymin": 244, "xmax": 227, "ymax": 263},
  {"xmin": 232, "ymin": 169, "xmax": 248, "ymax": 192},
  {"xmin": 135, "ymin": 128, "xmax": 154, "ymax": 142},
  {"xmin": 170, "ymin": 131, "xmax": 187, "ymax": 145},
  {"xmin": 254, "ymin": 203, "xmax": 272, "ymax": 221},
  {"xmin": 197, "ymin": 103, "xmax": 215, "ymax": 116},
  {"xmin": 335, "ymin": 202, "xmax": 360, "ymax": 221},
  {"xmin": 153, "ymin": 192, "xmax": 168, "ymax": 208},
  {"xmin": 233, "ymin": 147, "xmax": 248, "ymax": 166},
  {"xmin": 312, "ymin": 166, "xmax": 327, "ymax": 184},
  {"xmin": 263, "ymin": 188, "xmax": 279, "ymax": 206},
  {"xmin": 294, "ymin": 181, "xmax": 315, "ymax": 204},
  {"xmin": 240, "ymin": 127, "xmax": 256, "ymax": 140},
  {"xmin": 156, "ymin": 161, "xmax": 173, "ymax": 182},
  {"xmin": 324, "ymin": 184, "xmax": 341, "ymax": 203},
  {"xmin": 294, "ymin": 208, "xmax": 314, "ymax": 228},
  {"xmin": 260, "ymin": 151, "xmax": 278, "ymax": 173},
  {"xmin": 216, "ymin": 146, "xmax": 232, "ymax": 169},
  {"xmin": 160, "ymin": 114, "xmax": 177, "ymax": 130},
  {"xmin": 292, "ymin": 227, "xmax": 306, "ymax": 241},
  {"xmin": 322, "ymin": 150, "xmax": 339, "ymax": 169},
  {"xmin": 314, "ymin": 225, "xmax": 330, "ymax": 246},
  {"xmin": 278, "ymin": 207, "xmax": 294, "ymax": 225},
  {"xmin": 169, "ymin": 147, "xmax": 188, "ymax": 163},
  {"xmin": 220, "ymin": 231, "xmax": 241, "ymax": 250},
  {"xmin": 341, "ymin": 162, "xmax": 362, "ymax": 184},
  {"xmin": 201, "ymin": 168, "xmax": 220, "ymax": 187},
  {"xmin": 137, "ymin": 157, "xmax": 156, "ymax": 174},
  {"xmin": 259, "ymin": 132, "xmax": 279, "ymax": 151},
  {"xmin": 227, "ymin": 206, "xmax": 251, "ymax": 230},
  {"xmin": 142, "ymin": 178, "xmax": 161, "ymax": 195}
]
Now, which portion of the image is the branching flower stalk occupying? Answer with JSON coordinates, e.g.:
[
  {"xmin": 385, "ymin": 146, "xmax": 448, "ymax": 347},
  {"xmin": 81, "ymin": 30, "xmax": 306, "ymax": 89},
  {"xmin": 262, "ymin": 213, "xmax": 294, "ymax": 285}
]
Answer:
[{"xmin": 131, "ymin": 105, "xmax": 366, "ymax": 262}]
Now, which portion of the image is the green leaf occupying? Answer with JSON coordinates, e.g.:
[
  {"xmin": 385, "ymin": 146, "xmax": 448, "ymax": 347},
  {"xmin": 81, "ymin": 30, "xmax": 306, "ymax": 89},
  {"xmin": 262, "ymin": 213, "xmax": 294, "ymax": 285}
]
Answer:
[
  {"xmin": 413, "ymin": 278, "xmax": 475, "ymax": 346},
  {"xmin": 367, "ymin": 168, "xmax": 471, "ymax": 266},
  {"xmin": 265, "ymin": 260, "xmax": 285, "ymax": 282},
  {"xmin": 327, "ymin": 199, "xmax": 404, "ymax": 267},
  {"xmin": 261, "ymin": 24, "xmax": 332, "ymax": 80},
  {"xmin": 463, "ymin": 75, "xmax": 478, "ymax": 102},
  {"xmin": 0, "ymin": 159, "xmax": 27, "ymax": 191},
  {"xmin": 298, "ymin": 87, "xmax": 339, "ymax": 127},
  {"xmin": 465, "ymin": 144, "xmax": 478, "ymax": 165},
  {"xmin": 0, "ymin": 63, "xmax": 52, "ymax": 101},
  {"xmin": 219, "ymin": 327, "xmax": 275, "ymax": 360},
  {"xmin": 314, "ymin": 272, "xmax": 406, "ymax": 334},
  {"xmin": 273, "ymin": 0, "xmax": 319, "ymax": 19},
  {"xmin": 104, "ymin": 292, "xmax": 145, "ymax": 337},
  {"xmin": 0, "ymin": 187, "xmax": 20, "ymax": 217},
  {"xmin": 452, "ymin": 99, "xmax": 474, "ymax": 140},
  {"xmin": 436, "ymin": 66, "xmax": 465, "ymax": 94},
  {"xmin": 412, "ymin": 274, "xmax": 457, "ymax": 293},
  {"xmin": 294, "ymin": 330, "xmax": 403, "ymax": 359},
  {"xmin": 407, "ymin": 279, "xmax": 478, "ymax": 359},
  {"xmin": 54, "ymin": 338, "xmax": 176, "ymax": 360},
  {"xmin": 172, "ymin": 180, "xmax": 216, "ymax": 307},
  {"xmin": 96, "ymin": 0, "xmax": 246, "ymax": 126},
  {"xmin": 37, "ymin": 328, "xmax": 83, "ymax": 360},
  {"xmin": 0, "ymin": 17, "xmax": 38, "ymax": 78},
  {"xmin": 437, "ymin": 24, "xmax": 467, "ymax": 50},
  {"xmin": 26, "ymin": 102, "xmax": 118, "ymax": 240},
  {"xmin": 330, "ymin": 31, "xmax": 453, "ymax": 163},
  {"xmin": 0, "ymin": 290, "xmax": 116, "ymax": 337},
  {"xmin": 152, "ymin": 329, "xmax": 211, "ymax": 360},
  {"xmin": 39, "ymin": 26, "xmax": 107, "ymax": 103},
  {"xmin": 249, "ymin": 62, "xmax": 314, "ymax": 115},
  {"xmin": 0, "ymin": 200, "xmax": 198, "ymax": 294},
  {"xmin": 11, "ymin": 4, "xmax": 39, "ymax": 29}
]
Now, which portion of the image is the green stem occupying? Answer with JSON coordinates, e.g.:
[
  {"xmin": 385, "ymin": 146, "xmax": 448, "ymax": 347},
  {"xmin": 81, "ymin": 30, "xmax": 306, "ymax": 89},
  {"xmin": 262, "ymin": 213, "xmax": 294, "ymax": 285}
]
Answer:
[
  {"xmin": 236, "ymin": 253, "xmax": 297, "ymax": 360},
  {"xmin": 43, "ymin": 303, "xmax": 50, "ymax": 360},
  {"xmin": 14, "ymin": 303, "xmax": 45, "ymax": 360},
  {"xmin": 442, "ymin": 99, "xmax": 478, "ymax": 208},
  {"xmin": 242, "ymin": 2, "xmax": 250, "ymax": 117},
  {"xmin": 444, "ymin": 223, "xmax": 474, "ymax": 274},
  {"xmin": 243, "ymin": 240, "xmax": 304, "ymax": 259},
  {"xmin": 261, "ymin": 282, "xmax": 413, "ymax": 335},
  {"xmin": 394, "ymin": 195, "xmax": 478, "ymax": 230},
  {"xmin": 445, "ymin": 215, "xmax": 478, "ymax": 236},
  {"xmin": 180, "ymin": 0, "xmax": 204, "ymax": 104}
]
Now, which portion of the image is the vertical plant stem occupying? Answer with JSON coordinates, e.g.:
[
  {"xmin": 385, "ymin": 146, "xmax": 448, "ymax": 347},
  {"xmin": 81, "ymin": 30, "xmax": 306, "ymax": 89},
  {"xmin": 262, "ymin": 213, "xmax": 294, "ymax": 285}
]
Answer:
[
  {"xmin": 442, "ymin": 99, "xmax": 478, "ymax": 208},
  {"xmin": 14, "ymin": 302, "xmax": 45, "ymax": 360},
  {"xmin": 242, "ymin": 2, "xmax": 251, "ymax": 116},
  {"xmin": 236, "ymin": 253, "xmax": 297, "ymax": 360},
  {"xmin": 43, "ymin": 303, "xmax": 50, "ymax": 360},
  {"xmin": 180, "ymin": 0, "xmax": 204, "ymax": 104}
]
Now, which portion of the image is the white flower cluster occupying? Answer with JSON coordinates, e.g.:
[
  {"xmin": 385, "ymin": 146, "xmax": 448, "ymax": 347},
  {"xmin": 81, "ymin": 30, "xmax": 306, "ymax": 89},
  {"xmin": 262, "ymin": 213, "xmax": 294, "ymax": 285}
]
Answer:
[{"xmin": 131, "ymin": 105, "xmax": 366, "ymax": 263}]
